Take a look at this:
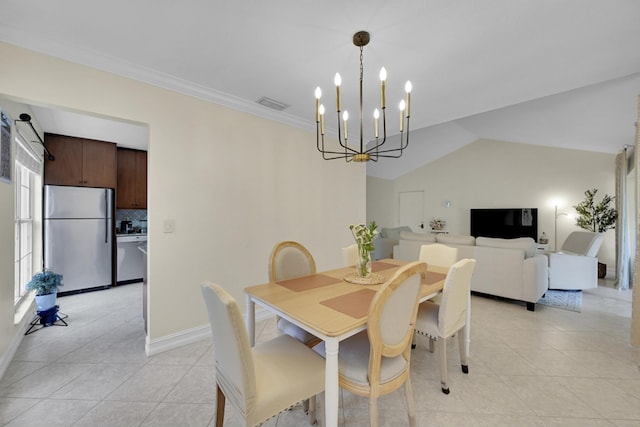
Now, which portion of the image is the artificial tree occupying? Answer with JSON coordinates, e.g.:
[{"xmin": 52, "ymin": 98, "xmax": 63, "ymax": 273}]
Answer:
[{"xmin": 573, "ymin": 188, "xmax": 617, "ymax": 277}]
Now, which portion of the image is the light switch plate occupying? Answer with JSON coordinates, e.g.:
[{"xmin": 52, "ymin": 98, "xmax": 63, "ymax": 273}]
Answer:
[{"xmin": 163, "ymin": 219, "xmax": 175, "ymax": 233}]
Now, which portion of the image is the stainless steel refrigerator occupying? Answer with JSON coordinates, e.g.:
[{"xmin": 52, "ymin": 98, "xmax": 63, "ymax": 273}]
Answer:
[{"xmin": 44, "ymin": 185, "xmax": 114, "ymax": 293}]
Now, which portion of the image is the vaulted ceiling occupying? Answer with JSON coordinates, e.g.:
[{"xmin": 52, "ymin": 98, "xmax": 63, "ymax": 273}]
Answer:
[{"xmin": 2, "ymin": 0, "xmax": 639, "ymax": 179}]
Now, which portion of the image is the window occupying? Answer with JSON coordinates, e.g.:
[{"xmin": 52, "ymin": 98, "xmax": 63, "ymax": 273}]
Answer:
[{"xmin": 14, "ymin": 131, "xmax": 41, "ymax": 303}]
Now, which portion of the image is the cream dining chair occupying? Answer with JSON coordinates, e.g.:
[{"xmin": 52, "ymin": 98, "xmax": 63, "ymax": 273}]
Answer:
[
  {"xmin": 341, "ymin": 243, "xmax": 359, "ymax": 266},
  {"xmin": 414, "ymin": 258, "xmax": 476, "ymax": 395},
  {"xmin": 314, "ymin": 261, "xmax": 427, "ymax": 427},
  {"xmin": 412, "ymin": 243, "xmax": 459, "ymax": 350},
  {"xmin": 269, "ymin": 241, "xmax": 321, "ymax": 347},
  {"xmin": 201, "ymin": 282, "xmax": 325, "ymax": 427},
  {"xmin": 419, "ymin": 243, "xmax": 458, "ymax": 269}
]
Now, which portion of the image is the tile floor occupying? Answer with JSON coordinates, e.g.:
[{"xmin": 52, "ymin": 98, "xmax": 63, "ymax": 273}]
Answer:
[{"xmin": 1, "ymin": 280, "xmax": 638, "ymax": 426}]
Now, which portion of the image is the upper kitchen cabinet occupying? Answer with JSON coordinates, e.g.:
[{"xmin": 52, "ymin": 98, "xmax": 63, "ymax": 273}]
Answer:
[
  {"xmin": 117, "ymin": 148, "xmax": 147, "ymax": 209},
  {"xmin": 44, "ymin": 133, "xmax": 117, "ymax": 188}
]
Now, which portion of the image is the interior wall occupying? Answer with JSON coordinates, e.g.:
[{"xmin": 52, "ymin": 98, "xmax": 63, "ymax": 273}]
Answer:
[
  {"xmin": 367, "ymin": 139, "xmax": 617, "ymax": 266},
  {"xmin": 0, "ymin": 42, "xmax": 366, "ymax": 358},
  {"xmin": 366, "ymin": 176, "xmax": 394, "ymax": 227}
]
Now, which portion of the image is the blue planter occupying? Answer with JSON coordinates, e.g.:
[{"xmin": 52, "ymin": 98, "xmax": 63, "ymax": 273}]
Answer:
[{"xmin": 35, "ymin": 293, "xmax": 57, "ymax": 311}]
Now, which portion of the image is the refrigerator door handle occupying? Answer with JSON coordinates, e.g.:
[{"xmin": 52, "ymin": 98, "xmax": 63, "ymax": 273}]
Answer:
[{"xmin": 104, "ymin": 189, "xmax": 109, "ymax": 243}]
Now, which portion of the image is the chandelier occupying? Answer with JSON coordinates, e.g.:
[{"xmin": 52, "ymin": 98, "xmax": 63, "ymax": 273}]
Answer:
[{"xmin": 315, "ymin": 31, "xmax": 412, "ymax": 162}]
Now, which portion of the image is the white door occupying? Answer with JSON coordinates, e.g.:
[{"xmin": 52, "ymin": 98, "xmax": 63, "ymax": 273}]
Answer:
[{"xmin": 398, "ymin": 191, "xmax": 425, "ymax": 232}]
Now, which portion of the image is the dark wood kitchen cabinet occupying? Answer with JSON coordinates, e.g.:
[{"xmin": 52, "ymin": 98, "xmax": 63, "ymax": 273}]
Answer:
[
  {"xmin": 44, "ymin": 133, "xmax": 117, "ymax": 188},
  {"xmin": 116, "ymin": 148, "xmax": 147, "ymax": 209}
]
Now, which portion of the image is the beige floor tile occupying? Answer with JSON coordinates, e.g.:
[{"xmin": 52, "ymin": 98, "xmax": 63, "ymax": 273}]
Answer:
[
  {"xmin": 73, "ymin": 400, "xmax": 157, "ymax": 427},
  {"xmin": 141, "ymin": 402, "xmax": 215, "ymax": 426},
  {"xmin": 3, "ymin": 281, "xmax": 637, "ymax": 426}
]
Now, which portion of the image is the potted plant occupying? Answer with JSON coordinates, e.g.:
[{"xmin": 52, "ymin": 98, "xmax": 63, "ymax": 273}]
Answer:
[
  {"xmin": 573, "ymin": 188, "xmax": 617, "ymax": 278},
  {"xmin": 26, "ymin": 270, "xmax": 64, "ymax": 311}
]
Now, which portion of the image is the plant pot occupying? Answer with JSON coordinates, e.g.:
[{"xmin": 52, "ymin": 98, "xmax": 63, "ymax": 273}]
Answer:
[
  {"xmin": 35, "ymin": 293, "xmax": 57, "ymax": 311},
  {"xmin": 597, "ymin": 262, "xmax": 606, "ymax": 279}
]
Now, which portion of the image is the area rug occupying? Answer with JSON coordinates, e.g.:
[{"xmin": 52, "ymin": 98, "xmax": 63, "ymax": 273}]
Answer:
[{"xmin": 537, "ymin": 290, "xmax": 582, "ymax": 312}]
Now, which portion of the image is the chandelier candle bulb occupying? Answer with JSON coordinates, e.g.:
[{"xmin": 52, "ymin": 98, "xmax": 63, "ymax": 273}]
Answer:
[
  {"xmin": 399, "ymin": 100, "xmax": 406, "ymax": 132},
  {"xmin": 334, "ymin": 73, "xmax": 342, "ymax": 111},
  {"xmin": 343, "ymin": 111, "xmax": 349, "ymax": 140},
  {"xmin": 405, "ymin": 81, "xmax": 412, "ymax": 117},
  {"xmin": 379, "ymin": 67, "xmax": 387, "ymax": 108},
  {"xmin": 319, "ymin": 104, "xmax": 325, "ymax": 135},
  {"xmin": 315, "ymin": 87, "xmax": 322, "ymax": 122},
  {"xmin": 373, "ymin": 109, "xmax": 380, "ymax": 138}
]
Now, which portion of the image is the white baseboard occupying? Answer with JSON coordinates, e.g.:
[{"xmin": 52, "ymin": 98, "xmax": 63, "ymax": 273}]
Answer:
[
  {"xmin": 144, "ymin": 306, "xmax": 275, "ymax": 356},
  {"xmin": 0, "ymin": 310, "xmax": 34, "ymax": 382}
]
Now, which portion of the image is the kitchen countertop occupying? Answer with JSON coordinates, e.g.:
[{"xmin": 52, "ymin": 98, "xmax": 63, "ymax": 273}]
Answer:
[{"xmin": 116, "ymin": 233, "xmax": 147, "ymax": 237}]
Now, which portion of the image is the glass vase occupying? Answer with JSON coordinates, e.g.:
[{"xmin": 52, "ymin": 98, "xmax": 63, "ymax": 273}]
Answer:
[{"xmin": 356, "ymin": 248, "xmax": 372, "ymax": 278}]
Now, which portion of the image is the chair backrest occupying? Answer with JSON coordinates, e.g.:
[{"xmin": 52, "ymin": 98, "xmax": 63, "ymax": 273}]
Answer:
[
  {"xmin": 341, "ymin": 243, "xmax": 359, "ymax": 266},
  {"xmin": 438, "ymin": 259, "xmax": 476, "ymax": 337},
  {"xmin": 201, "ymin": 282, "xmax": 256, "ymax": 416},
  {"xmin": 419, "ymin": 243, "xmax": 458, "ymax": 268},
  {"xmin": 367, "ymin": 261, "xmax": 426, "ymax": 371},
  {"xmin": 561, "ymin": 231, "xmax": 605, "ymax": 256},
  {"xmin": 269, "ymin": 241, "xmax": 316, "ymax": 281}
]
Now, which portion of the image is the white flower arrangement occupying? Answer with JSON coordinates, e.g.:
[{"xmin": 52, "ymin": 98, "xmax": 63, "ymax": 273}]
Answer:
[
  {"xmin": 429, "ymin": 218, "xmax": 446, "ymax": 230},
  {"xmin": 349, "ymin": 221, "xmax": 378, "ymax": 277}
]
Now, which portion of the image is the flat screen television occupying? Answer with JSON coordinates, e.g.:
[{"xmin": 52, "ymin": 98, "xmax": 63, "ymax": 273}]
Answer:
[{"xmin": 470, "ymin": 208, "xmax": 538, "ymax": 240}]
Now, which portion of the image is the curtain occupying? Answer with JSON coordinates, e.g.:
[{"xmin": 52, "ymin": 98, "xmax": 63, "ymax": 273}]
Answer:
[
  {"xmin": 633, "ymin": 97, "xmax": 640, "ymax": 347},
  {"xmin": 615, "ymin": 148, "xmax": 630, "ymax": 289}
]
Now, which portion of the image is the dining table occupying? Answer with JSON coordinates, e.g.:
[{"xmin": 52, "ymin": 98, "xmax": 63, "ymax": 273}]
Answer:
[{"xmin": 244, "ymin": 258, "xmax": 467, "ymax": 427}]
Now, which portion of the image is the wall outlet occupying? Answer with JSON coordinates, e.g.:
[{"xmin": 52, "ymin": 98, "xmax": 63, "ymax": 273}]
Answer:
[{"xmin": 163, "ymin": 219, "xmax": 175, "ymax": 233}]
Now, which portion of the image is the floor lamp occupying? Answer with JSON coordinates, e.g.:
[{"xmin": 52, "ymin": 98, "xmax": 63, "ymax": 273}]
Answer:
[{"xmin": 554, "ymin": 205, "xmax": 568, "ymax": 251}]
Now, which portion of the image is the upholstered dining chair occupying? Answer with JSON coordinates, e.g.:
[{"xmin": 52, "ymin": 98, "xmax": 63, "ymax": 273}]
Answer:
[
  {"xmin": 201, "ymin": 282, "xmax": 325, "ymax": 427},
  {"xmin": 314, "ymin": 261, "xmax": 427, "ymax": 427},
  {"xmin": 341, "ymin": 243, "xmax": 359, "ymax": 266},
  {"xmin": 414, "ymin": 258, "xmax": 476, "ymax": 395},
  {"xmin": 419, "ymin": 243, "xmax": 458, "ymax": 268},
  {"xmin": 417, "ymin": 243, "xmax": 458, "ymax": 306},
  {"xmin": 269, "ymin": 241, "xmax": 321, "ymax": 347}
]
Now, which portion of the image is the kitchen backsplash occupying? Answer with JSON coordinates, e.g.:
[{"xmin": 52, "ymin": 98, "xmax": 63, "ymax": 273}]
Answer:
[{"xmin": 117, "ymin": 209, "xmax": 148, "ymax": 233}]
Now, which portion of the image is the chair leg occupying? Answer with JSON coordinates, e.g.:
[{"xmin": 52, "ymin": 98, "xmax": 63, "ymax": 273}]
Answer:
[
  {"xmin": 428, "ymin": 337, "xmax": 435, "ymax": 353},
  {"xmin": 216, "ymin": 385, "xmax": 226, "ymax": 427},
  {"xmin": 369, "ymin": 396, "xmax": 379, "ymax": 427},
  {"xmin": 438, "ymin": 338, "xmax": 450, "ymax": 394},
  {"xmin": 457, "ymin": 327, "xmax": 469, "ymax": 374},
  {"xmin": 404, "ymin": 378, "xmax": 417, "ymax": 427},
  {"xmin": 308, "ymin": 395, "xmax": 317, "ymax": 425},
  {"xmin": 303, "ymin": 399, "xmax": 309, "ymax": 414}
]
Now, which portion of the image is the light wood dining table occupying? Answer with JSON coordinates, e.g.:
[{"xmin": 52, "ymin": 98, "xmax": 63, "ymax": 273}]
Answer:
[{"xmin": 244, "ymin": 258, "xmax": 463, "ymax": 427}]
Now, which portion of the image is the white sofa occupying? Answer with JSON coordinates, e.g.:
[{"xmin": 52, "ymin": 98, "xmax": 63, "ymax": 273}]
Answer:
[
  {"xmin": 394, "ymin": 231, "xmax": 548, "ymax": 311},
  {"xmin": 548, "ymin": 231, "xmax": 605, "ymax": 290},
  {"xmin": 373, "ymin": 226, "xmax": 411, "ymax": 260}
]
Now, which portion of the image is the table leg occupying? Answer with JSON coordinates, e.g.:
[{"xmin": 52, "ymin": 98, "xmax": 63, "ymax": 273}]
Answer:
[
  {"xmin": 245, "ymin": 296, "xmax": 255, "ymax": 347},
  {"xmin": 324, "ymin": 337, "xmax": 339, "ymax": 427}
]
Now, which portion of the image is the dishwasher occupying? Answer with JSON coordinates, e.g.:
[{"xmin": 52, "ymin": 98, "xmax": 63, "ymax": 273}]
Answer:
[{"xmin": 117, "ymin": 234, "xmax": 147, "ymax": 284}]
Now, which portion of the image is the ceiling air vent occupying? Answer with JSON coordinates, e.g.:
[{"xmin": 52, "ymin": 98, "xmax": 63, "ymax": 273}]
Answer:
[{"xmin": 256, "ymin": 96, "xmax": 289, "ymax": 111}]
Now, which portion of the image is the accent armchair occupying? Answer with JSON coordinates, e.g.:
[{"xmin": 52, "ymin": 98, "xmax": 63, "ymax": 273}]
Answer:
[{"xmin": 548, "ymin": 231, "xmax": 605, "ymax": 290}]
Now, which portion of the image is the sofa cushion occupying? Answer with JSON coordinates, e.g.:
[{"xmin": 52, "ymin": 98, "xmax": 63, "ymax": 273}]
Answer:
[
  {"xmin": 380, "ymin": 226, "xmax": 411, "ymax": 241},
  {"xmin": 476, "ymin": 237, "xmax": 536, "ymax": 258},
  {"xmin": 398, "ymin": 231, "xmax": 436, "ymax": 242},
  {"xmin": 436, "ymin": 234, "xmax": 476, "ymax": 246}
]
